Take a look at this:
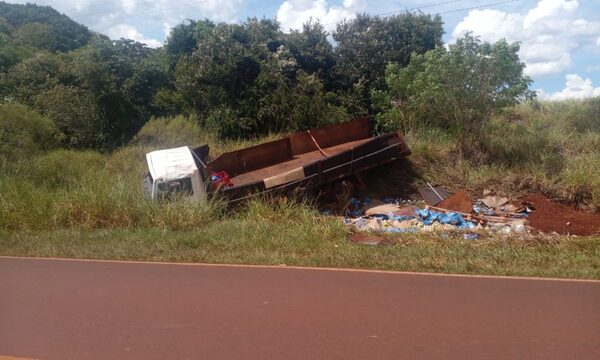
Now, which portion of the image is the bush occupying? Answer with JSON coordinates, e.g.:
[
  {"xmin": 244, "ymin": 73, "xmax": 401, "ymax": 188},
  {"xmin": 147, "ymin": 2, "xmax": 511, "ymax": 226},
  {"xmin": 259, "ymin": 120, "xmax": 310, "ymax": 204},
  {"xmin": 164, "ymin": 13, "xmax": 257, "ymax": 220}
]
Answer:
[
  {"xmin": 0, "ymin": 103, "xmax": 62, "ymax": 164},
  {"xmin": 402, "ymin": 99, "xmax": 600, "ymax": 210},
  {"xmin": 26, "ymin": 149, "xmax": 105, "ymax": 190},
  {"xmin": 35, "ymin": 85, "xmax": 106, "ymax": 148},
  {"xmin": 559, "ymin": 154, "xmax": 600, "ymax": 209},
  {"xmin": 205, "ymin": 106, "xmax": 255, "ymax": 139},
  {"xmin": 373, "ymin": 34, "xmax": 534, "ymax": 152},
  {"xmin": 133, "ymin": 115, "xmax": 203, "ymax": 148},
  {"xmin": 555, "ymin": 98, "xmax": 600, "ymax": 133}
]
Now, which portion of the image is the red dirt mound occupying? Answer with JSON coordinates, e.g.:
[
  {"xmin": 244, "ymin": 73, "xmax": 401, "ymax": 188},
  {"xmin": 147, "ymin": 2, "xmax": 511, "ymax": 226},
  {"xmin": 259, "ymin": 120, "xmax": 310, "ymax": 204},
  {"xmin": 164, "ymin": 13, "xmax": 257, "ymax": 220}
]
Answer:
[{"xmin": 521, "ymin": 194, "xmax": 600, "ymax": 236}]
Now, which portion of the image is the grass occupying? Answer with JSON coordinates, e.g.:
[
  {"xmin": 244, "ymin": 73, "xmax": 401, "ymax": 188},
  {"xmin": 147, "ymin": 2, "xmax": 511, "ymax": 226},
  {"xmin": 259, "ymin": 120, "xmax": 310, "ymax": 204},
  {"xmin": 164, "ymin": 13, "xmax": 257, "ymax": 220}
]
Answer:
[
  {"xmin": 1, "ymin": 101, "xmax": 600, "ymax": 279},
  {"xmin": 401, "ymin": 99, "xmax": 600, "ymax": 211},
  {"xmin": 2, "ymin": 227, "xmax": 599, "ymax": 279},
  {"xmin": 1, "ymin": 195, "xmax": 599, "ymax": 279}
]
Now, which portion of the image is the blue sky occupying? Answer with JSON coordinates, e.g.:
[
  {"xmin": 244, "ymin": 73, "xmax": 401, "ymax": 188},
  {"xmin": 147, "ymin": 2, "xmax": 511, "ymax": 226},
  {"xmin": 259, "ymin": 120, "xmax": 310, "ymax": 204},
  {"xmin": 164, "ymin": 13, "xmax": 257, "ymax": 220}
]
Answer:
[{"xmin": 7, "ymin": 0, "xmax": 600, "ymax": 99}]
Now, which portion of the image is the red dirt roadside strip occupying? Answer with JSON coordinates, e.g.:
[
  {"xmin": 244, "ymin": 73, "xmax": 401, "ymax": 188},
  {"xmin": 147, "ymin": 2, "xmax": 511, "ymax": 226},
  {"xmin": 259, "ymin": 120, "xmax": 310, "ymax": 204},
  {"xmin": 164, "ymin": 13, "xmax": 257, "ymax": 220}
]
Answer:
[{"xmin": 1, "ymin": 257, "xmax": 599, "ymax": 360}]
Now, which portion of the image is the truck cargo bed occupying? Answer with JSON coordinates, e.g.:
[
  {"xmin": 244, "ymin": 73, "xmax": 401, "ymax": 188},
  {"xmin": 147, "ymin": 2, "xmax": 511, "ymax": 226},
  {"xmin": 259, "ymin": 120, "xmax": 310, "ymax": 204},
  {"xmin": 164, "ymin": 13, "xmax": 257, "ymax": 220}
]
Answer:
[
  {"xmin": 229, "ymin": 138, "xmax": 372, "ymax": 187},
  {"xmin": 205, "ymin": 118, "xmax": 411, "ymax": 201}
]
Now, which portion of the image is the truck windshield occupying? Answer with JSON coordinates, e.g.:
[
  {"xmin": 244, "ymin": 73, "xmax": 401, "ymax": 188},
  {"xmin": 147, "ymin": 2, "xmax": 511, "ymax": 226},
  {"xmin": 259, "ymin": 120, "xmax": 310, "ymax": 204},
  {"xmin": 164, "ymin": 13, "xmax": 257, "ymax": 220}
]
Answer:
[{"xmin": 157, "ymin": 177, "xmax": 194, "ymax": 199}]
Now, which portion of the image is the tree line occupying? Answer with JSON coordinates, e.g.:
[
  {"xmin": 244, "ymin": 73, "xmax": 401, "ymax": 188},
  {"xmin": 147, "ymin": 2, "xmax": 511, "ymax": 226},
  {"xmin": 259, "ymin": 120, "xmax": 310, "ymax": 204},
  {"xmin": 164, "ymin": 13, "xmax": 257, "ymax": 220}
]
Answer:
[{"xmin": 0, "ymin": 1, "xmax": 532, "ymax": 154}]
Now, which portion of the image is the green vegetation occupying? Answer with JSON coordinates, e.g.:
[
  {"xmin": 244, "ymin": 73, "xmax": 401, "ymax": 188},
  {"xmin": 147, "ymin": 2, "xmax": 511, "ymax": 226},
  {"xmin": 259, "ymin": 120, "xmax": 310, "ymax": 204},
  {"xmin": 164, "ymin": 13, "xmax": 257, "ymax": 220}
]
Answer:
[
  {"xmin": 2, "ymin": 222, "xmax": 599, "ymax": 280},
  {"xmin": 1, "ymin": 2, "xmax": 599, "ymax": 277},
  {"xmin": 1, "ymin": 2, "xmax": 445, "ymax": 146},
  {"xmin": 373, "ymin": 35, "xmax": 534, "ymax": 152},
  {"xmin": 406, "ymin": 99, "xmax": 600, "ymax": 211},
  {"xmin": 0, "ymin": 103, "xmax": 62, "ymax": 164}
]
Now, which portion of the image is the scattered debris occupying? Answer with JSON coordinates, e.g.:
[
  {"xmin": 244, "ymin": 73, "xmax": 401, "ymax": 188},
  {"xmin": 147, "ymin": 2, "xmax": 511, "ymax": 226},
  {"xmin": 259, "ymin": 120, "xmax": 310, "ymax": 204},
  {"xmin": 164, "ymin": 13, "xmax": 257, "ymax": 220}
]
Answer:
[
  {"xmin": 364, "ymin": 203, "xmax": 402, "ymax": 217},
  {"xmin": 418, "ymin": 183, "xmax": 450, "ymax": 206},
  {"xmin": 329, "ymin": 185, "xmax": 599, "ymax": 239},
  {"xmin": 338, "ymin": 187, "xmax": 536, "ymax": 237},
  {"xmin": 394, "ymin": 205, "xmax": 420, "ymax": 217},
  {"xmin": 481, "ymin": 195, "xmax": 509, "ymax": 210},
  {"xmin": 211, "ymin": 171, "xmax": 233, "ymax": 189},
  {"xmin": 436, "ymin": 190, "xmax": 473, "ymax": 214},
  {"xmin": 463, "ymin": 233, "xmax": 481, "ymax": 240}
]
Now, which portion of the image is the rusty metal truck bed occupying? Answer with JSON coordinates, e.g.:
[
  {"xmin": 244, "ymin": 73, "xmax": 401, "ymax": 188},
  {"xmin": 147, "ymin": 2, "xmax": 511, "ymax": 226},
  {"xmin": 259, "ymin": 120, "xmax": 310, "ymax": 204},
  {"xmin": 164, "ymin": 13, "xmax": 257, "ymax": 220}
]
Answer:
[
  {"xmin": 229, "ymin": 138, "xmax": 373, "ymax": 187},
  {"xmin": 206, "ymin": 118, "xmax": 411, "ymax": 201}
]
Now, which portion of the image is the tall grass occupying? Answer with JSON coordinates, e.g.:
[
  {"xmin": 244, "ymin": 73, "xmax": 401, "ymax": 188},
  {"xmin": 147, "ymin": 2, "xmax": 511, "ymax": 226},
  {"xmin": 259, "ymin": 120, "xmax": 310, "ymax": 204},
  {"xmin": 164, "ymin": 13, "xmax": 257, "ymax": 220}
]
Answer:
[
  {"xmin": 1, "ymin": 98, "xmax": 599, "ymax": 234},
  {"xmin": 0, "ymin": 148, "xmax": 223, "ymax": 231},
  {"xmin": 0, "ymin": 116, "xmax": 299, "ymax": 231},
  {"xmin": 405, "ymin": 98, "xmax": 600, "ymax": 210}
]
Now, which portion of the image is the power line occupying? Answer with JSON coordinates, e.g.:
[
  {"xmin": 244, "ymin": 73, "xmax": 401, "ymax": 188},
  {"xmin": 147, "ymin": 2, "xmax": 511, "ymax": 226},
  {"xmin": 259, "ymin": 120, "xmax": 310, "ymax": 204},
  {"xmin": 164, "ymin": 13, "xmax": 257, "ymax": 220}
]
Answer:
[
  {"xmin": 54, "ymin": 0, "xmax": 125, "ymax": 16},
  {"xmin": 321, "ymin": 0, "xmax": 467, "ymax": 27},
  {"xmin": 324, "ymin": 0, "xmax": 519, "ymax": 27},
  {"xmin": 377, "ymin": 0, "xmax": 467, "ymax": 17},
  {"xmin": 438, "ymin": 0, "xmax": 520, "ymax": 14},
  {"xmin": 71, "ymin": 0, "xmax": 520, "ymax": 37},
  {"xmin": 375, "ymin": 0, "xmax": 520, "ymax": 18}
]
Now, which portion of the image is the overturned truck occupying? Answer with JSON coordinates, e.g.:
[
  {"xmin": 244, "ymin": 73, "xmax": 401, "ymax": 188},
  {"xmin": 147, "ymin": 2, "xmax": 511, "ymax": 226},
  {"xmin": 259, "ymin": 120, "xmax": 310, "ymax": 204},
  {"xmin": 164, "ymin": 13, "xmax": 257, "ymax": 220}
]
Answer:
[{"xmin": 144, "ymin": 118, "xmax": 411, "ymax": 202}]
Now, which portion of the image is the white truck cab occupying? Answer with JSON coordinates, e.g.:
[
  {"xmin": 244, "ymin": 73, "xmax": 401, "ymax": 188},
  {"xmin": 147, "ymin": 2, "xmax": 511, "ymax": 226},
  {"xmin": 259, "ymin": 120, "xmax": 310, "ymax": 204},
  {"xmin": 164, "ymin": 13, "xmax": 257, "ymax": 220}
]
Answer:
[{"xmin": 144, "ymin": 146, "xmax": 207, "ymax": 201}]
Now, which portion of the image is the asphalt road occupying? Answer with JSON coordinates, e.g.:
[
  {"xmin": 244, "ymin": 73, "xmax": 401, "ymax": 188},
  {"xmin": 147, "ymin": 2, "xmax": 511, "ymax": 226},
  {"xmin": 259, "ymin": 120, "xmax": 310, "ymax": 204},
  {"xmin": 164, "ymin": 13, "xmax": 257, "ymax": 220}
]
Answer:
[{"xmin": 1, "ymin": 257, "xmax": 599, "ymax": 360}]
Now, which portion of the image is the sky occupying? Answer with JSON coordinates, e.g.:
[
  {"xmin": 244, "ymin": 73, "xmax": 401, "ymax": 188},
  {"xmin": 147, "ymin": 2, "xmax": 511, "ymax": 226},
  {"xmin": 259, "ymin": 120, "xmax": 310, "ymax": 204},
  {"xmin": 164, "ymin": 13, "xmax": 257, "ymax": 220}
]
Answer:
[{"xmin": 6, "ymin": 0, "xmax": 600, "ymax": 99}]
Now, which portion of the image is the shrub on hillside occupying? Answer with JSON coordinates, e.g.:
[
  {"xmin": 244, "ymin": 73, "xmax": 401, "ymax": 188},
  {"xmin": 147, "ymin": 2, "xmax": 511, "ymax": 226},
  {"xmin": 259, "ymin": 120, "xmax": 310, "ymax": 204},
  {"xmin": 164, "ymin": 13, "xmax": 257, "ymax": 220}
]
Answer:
[{"xmin": 0, "ymin": 103, "xmax": 62, "ymax": 163}]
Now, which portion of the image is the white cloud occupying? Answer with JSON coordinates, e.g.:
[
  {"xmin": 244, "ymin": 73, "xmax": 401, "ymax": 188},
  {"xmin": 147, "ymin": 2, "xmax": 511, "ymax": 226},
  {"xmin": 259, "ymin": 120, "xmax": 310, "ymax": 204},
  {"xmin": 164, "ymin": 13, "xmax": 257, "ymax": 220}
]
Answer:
[
  {"xmin": 538, "ymin": 74, "xmax": 600, "ymax": 100},
  {"xmin": 106, "ymin": 24, "xmax": 162, "ymax": 48},
  {"xmin": 523, "ymin": 0, "xmax": 578, "ymax": 29},
  {"xmin": 163, "ymin": 22, "xmax": 173, "ymax": 38},
  {"xmin": 276, "ymin": 0, "xmax": 367, "ymax": 33},
  {"xmin": 452, "ymin": 0, "xmax": 600, "ymax": 77}
]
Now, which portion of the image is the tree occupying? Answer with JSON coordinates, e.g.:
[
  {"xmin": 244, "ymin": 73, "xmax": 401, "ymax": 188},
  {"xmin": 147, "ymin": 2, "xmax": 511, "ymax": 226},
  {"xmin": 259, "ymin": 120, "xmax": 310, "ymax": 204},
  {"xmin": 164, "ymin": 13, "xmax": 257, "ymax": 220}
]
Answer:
[
  {"xmin": 2, "ymin": 51, "xmax": 66, "ymax": 104},
  {"xmin": 13, "ymin": 22, "xmax": 56, "ymax": 50},
  {"xmin": 373, "ymin": 34, "xmax": 534, "ymax": 150},
  {"xmin": 0, "ymin": 37, "xmax": 35, "ymax": 71},
  {"xmin": 333, "ymin": 13, "xmax": 443, "ymax": 91},
  {"xmin": 281, "ymin": 20, "xmax": 335, "ymax": 84},
  {"xmin": 166, "ymin": 19, "xmax": 215, "ymax": 58},
  {"xmin": 173, "ymin": 19, "xmax": 276, "ymax": 129},
  {"xmin": 35, "ymin": 85, "xmax": 105, "ymax": 148},
  {"xmin": 0, "ymin": 2, "xmax": 91, "ymax": 52}
]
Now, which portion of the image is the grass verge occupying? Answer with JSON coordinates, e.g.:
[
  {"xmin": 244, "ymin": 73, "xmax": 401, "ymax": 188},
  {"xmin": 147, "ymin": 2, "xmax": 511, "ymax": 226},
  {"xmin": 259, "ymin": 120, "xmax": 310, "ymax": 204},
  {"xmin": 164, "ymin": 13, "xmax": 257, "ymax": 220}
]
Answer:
[{"xmin": 2, "ymin": 223, "xmax": 599, "ymax": 280}]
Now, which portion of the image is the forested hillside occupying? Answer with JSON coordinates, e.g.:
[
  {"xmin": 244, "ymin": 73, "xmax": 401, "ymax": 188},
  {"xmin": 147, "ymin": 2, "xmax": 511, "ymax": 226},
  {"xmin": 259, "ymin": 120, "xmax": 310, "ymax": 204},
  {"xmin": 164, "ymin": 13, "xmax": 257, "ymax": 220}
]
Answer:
[{"xmin": 0, "ymin": 2, "xmax": 91, "ymax": 68}]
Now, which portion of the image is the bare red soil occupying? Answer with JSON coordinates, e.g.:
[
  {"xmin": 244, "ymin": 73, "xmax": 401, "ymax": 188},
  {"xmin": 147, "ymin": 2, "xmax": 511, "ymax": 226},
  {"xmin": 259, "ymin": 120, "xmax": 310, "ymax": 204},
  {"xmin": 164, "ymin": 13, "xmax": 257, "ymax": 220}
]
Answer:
[{"xmin": 521, "ymin": 194, "xmax": 600, "ymax": 236}]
